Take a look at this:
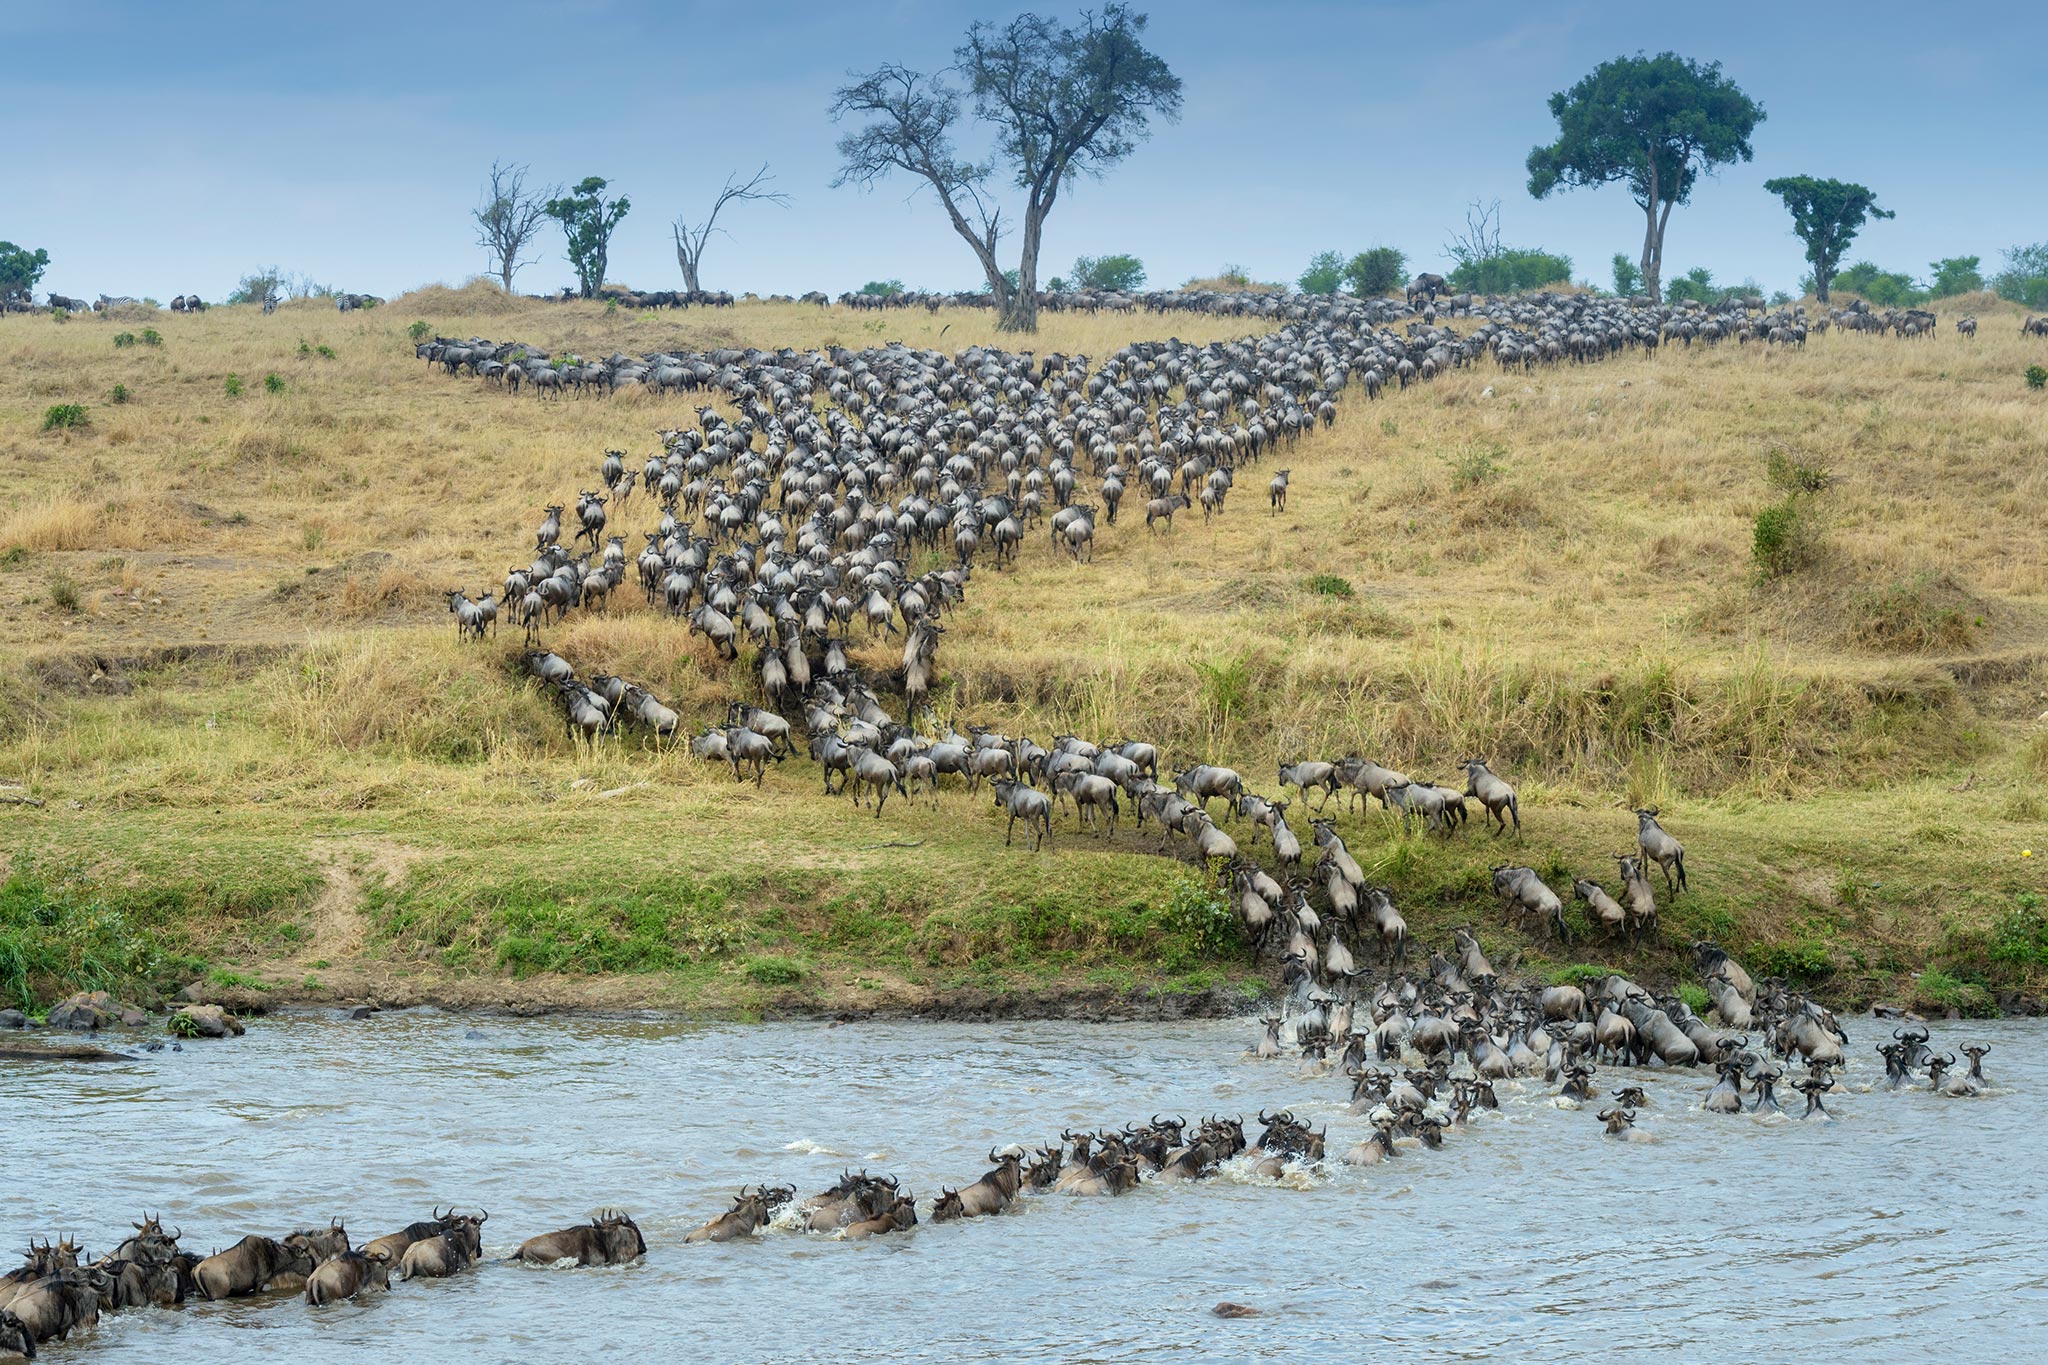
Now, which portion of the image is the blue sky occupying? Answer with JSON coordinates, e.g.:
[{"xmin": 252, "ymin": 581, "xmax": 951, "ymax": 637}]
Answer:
[{"xmin": 8, "ymin": 1, "xmax": 2044, "ymax": 301}]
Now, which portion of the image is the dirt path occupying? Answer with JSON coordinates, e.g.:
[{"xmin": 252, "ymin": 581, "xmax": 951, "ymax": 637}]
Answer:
[{"xmin": 289, "ymin": 838, "xmax": 420, "ymax": 970}]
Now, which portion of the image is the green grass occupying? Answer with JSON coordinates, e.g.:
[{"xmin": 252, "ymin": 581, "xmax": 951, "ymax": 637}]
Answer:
[
  {"xmin": 0, "ymin": 859, "xmax": 209, "ymax": 1011},
  {"xmin": 41, "ymin": 403, "xmax": 89, "ymax": 431}
]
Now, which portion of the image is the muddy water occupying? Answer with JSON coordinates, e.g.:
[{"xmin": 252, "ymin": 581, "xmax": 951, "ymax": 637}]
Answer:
[{"xmin": 4, "ymin": 1013, "xmax": 2043, "ymax": 1362}]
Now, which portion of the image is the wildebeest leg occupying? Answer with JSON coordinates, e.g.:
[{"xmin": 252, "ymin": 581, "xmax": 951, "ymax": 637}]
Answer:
[{"xmin": 1006, "ymin": 812, "xmax": 1016, "ymax": 847}]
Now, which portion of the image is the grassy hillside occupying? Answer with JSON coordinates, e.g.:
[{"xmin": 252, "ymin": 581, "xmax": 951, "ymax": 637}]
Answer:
[{"xmin": 2, "ymin": 285, "xmax": 2043, "ymax": 1018}]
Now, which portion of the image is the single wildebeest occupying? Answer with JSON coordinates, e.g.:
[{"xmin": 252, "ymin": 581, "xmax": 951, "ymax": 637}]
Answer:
[
  {"xmin": 1268, "ymin": 469, "xmax": 1290, "ymax": 514},
  {"xmin": 193, "ymin": 1235, "xmax": 316, "ymax": 1300},
  {"xmin": 1460, "ymin": 759, "xmax": 1520, "ymax": 835},
  {"xmin": 991, "ymin": 777, "xmax": 1052, "ymax": 850},
  {"xmin": 932, "ymin": 1151, "xmax": 1023, "ymax": 1219},
  {"xmin": 397, "ymin": 1213, "xmax": 485, "ymax": 1281},
  {"xmin": 1635, "ymin": 808, "xmax": 1688, "ymax": 892},
  {"xmin": 514, "ymin": 1210, "xmax": 646, "ymax": 1265},
  {"xmin": 304, "ymin": 1250, "xmax": 391, "ymax": 1305},
  {"xmin": 684, "ymin": 1188, "xmax": 792, "ymax": 1244}
]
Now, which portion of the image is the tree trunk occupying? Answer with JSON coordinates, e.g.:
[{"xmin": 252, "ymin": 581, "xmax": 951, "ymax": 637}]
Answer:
[
  {"xmin": 999, "ymin": 204, "xmax": 1046, "ymax": 333},
  {"xmin": 499, "ymin": 262, "xmax": 514, "ymax": 294},
  {"xmin": 1814, "ymin": 268, "xmax": 1830, "ymax": 305}
]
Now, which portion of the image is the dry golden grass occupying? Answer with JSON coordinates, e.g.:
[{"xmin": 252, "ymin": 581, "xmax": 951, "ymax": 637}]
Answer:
[{"xmin": 1, "ymin": 290, "xmax": 2043, "ymax": 1009}]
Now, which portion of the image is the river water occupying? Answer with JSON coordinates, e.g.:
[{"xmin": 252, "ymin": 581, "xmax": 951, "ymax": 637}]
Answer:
[{"xmin": 3, "ymin": 1012, "xmax": 2042, "ymax": 1362}]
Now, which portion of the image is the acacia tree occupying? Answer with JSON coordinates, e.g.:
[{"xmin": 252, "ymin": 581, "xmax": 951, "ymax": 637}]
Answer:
[
  {"xmin": 544, "ymin": 177, "xmax": 631, "ymax": 299},
  {"xmin": 474, "ymin": 161, "xmax": 552, "ymax": 295},
  {"xmin": 1527, "ymin": 52, "xmax": 1764, "ymax": 303},
  {"xmin": 671, "ymin": 164, "xmax": 790, "ymax": 293},
  {"xmin": 1761, "ymin": 176, "xmax": 1890, "ymax": 304},
  {"xmin": 830, "ymin": 4, "xmax": 1180, "ymax": 333}
]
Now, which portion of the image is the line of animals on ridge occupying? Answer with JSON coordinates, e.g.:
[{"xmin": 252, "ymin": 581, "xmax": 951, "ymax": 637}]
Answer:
[{"xmin": 1, "ymin": 969, "xmax": 1999, "ymax": 1360}]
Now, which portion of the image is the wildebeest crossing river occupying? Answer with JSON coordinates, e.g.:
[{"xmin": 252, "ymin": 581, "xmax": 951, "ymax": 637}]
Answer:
[{"xmin": 4, "ymin": 1012, "xmax": 2043, "ymax": 1361}]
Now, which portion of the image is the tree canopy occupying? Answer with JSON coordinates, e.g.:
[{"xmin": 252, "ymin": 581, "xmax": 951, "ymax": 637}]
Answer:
[
  {"xmin": 830, "ymin": 4, "xmax": 1179, "ymax": 331},
  {"xmin": 1527, "ymin": 52, "xmax": 1764, "ymax": 302},
  {"xmin": 0, "ymin": 241, "xmax": 50, "ymax": 303},
  {"xmin": 1761, "ymin": 175, "xmax": 1890, "ymax": 304},
  {"xmin": 544, "ymin": 177, "xmax": 631, "ymax": 299},
  {"xmin": 1992, "ymin": 242, "xmax": 2048, "ymax": 309},
  {"xmin": 1927, "ymin": 256, "xmax": 1983, "ymax": 298},
  {"xmin": 1297, "ymin": 250, "xmax": 1344, "ymax": 295},
  {"xmin": 1610, "ymin": 252, "xmax": 1642, "ymax": 296},
  {"xmin": 1342, "ymin": 247, "xmax": 1406, "ymax": 297},
  {"xmin": 1070, "ymin": 252, "xmax": 1146, "ymax": 291}
]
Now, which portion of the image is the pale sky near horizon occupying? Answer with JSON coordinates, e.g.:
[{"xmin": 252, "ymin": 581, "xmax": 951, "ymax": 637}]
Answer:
[{"xmin": 7, "ymin": 0, "xmax": 2044, "ymax": 302}]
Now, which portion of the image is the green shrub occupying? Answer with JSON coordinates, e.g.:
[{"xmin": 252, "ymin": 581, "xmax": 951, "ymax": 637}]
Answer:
[
  {"xmin": 223, "ymin": 373, "xmax": 243, "ymax": 397},
  {"xmin": 1446, "ymin": 442, "xmax": 1504, "ymax": 488},
  {"xmin": 49, "ymin": 571, "xmax": 81, "ymax": 612},
  {"xmin": 207, "ymin": 968, "xmax": 269, "ymax": 992},
  {"xmin": 2027, "ymin": 365, "xmax": 2046, "ymax": 391},
  {"xmin": 1162, "ymin": 876, "xmax": 1237, "ymax": 961},
  {"xmin": 50, "ymin": 306, "xmax": 69, "ymax": 322},
  {"xmin": 141, "ymin": 327, "xmax": 162, "ymax": 346},
  {"xmin": 1678, "ymin": 983, "xmax": 1712, "ymax": 1014},
  {"xmin": 297, "ymin": 338, "xmax": 311, "ymax": 356},
  {"xmin": 1752, "ymin": 497, "xmax": 1816, "ymax": 579},
  {"xmin": 1990, "ymin": 893, "xmax": 2048, "ymax": 968},
  {"xmin": 168, "ymin": 1012, "xmax": 201, "ymax": 1039},
  {"xmin": 408, "ymin": 320, "xmax": 431, "ymax": 343},
  {"xmin": 1303, "ymin": 573, "xmax": 1354, "ymax": 598},
  {"xmin": 110, "ymin": 383, "xmax": 129, "ymax": 404},
  {"xmin": 41, "ymin": 403, "xmax": 89, "ymax": 431},
  {"xmin": 316, "ymin": 343, "xmax": 336, "ymax": 359},
  {"xmin": 113, "ymin": 331, "xmax": 137, "ymax": 348},
  {"xmin": 263, "ymin": 372, "xmax": 285, "ymax": 394}
]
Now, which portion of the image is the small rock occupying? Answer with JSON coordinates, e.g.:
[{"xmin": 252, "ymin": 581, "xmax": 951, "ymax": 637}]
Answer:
[
  {"xmin": 143, "ymin": 1040, "xmax": 165, "ymax": 1053},
  {"xmin": 120, "ymin": 1008, "xmax": 148, "ymax": 1027},
  {"xmin": 345, "ymin": 1006, "xmax": 378, "ymax": 1021},
  {"xmin": 171, "ymin": 1004, "xmax": 246, "ymax": 1039},
  {"xmin": 1480, "ymin": 385, "xmax": 1495, "ymax": 399},
  {"xmin": 0, "ymin": 1009, "xmax": 26, "ymax": 1029},
  {"xmin": 1213, "ymin": 1302, "xmax": 1261, "ymax": 1318},
  {"xmin": 463, "ymin": 1029, "xmax": 485, "ymax": 1041},
  {"xmin": 47, "ymin": 990, "xmax": 119, "ymax": 1031}
]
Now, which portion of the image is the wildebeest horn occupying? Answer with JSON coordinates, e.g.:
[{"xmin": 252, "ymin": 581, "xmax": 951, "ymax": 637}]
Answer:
[
  {"xmin": 477, "ymin": 1210, "xmax": 488, "ymax": 1225},
  {"xmin": 1258, "ymin": 1109, "xmax": 1275, "ymax": 1125},
  {"xmin": 169, "ymin": 1226, "xmax": 181, "ymax": 1241}
]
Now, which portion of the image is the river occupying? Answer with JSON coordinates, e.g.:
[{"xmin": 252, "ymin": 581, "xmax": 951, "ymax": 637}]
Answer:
[{"xmin": 3, "ymin": 1012, "xmax": 2042, "ymax": 1361}]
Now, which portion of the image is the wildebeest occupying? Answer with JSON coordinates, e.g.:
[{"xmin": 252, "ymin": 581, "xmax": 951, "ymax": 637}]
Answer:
[
  {"xmin": 304, "ymin": 1249, "xmax": 391, "ymax": 1305},
  {"xmin": 514, "ymin": 1210, "xmax": 646, "ymax": 1265},
  {"xmin": 192, "ymin": 1235, "xmax": 315, "ymax": 1301},
  {"xmin": 684, "ymin": 1188, "xmax": 792, "ymax": 1244},
  {"xmin": 396, "ymin": 1212, "xmax": 486, "ymax": 1280}
]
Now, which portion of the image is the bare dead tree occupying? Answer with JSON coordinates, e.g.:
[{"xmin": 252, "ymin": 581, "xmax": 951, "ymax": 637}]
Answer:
[
  {"xmin": 1444, "ymin": 198, "xmax": 1504, "ymax": 270},
  {"xmin": 474, "ymin": 161, "xmax": 552, "ymax": 295},
  {"xmin": 671, "ymin": 164, "xmax": 791, "ymax": 293}
]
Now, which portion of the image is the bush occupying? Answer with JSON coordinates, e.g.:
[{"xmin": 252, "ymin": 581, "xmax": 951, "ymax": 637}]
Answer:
[
  {"xmin": 50, "ymin": 306, "xmax": 69, "ymax": 323},
  {"xmin": 1990, "ymin": 893, "xmax": 2048, "ymax": 968},
  {"xmin": 858, "ymin": 280, "xmax": 904, "ymax": 297},
  {"xmin": 1752, "ymin": 497, "xmax": 1815, "ymax": 579},
  {"xmin": 113, "ymin": 331, "xmax": 137, "ymax": 348},
  {"xmin": 744, "ymin": 955, "xmax": 806, "ymax": 986},
  {"xmin": 316, "ymin": 343, "xmax": 336, "ymax": 359},
  {"xmin": 1298, "ymin": 250, "xmax": 1344, "ymax": 296},
  {"xmin": 408, "ymin": 320, "xmax": 432, "ymax": 343},
  {"xmin": 223, "ymin": 373, "xmax": 243, "ymax": 397},
  {"xmin": 1343, "ymin": 247, "xmax": 1406, "ymax": 297},
  {"xmin": 1161, "ymin": 876, "xmax": 1237, "ymax": 961},
  {"xmin": 48, "ymin": 570, "xmax": 81, "ymax": 612},
  {"xmin": 1303, "ymin": 573, "xmax": 1354, "ymax": 598},
  {"xmin": 41, "ymin": 403, "xmax": 89, "ymax": 431},
  {"xmin": 1446, "ymin": 442, "xmax": 1505, "ymax": 488},
  {"xmin": 110, "ymin": 383, "xmax": 129, "ymax": 404},
  {"xmin": 2027, "ymin": 365, "xmax": 2046, "ymax": 391},
  {"xmin": 1916, "ymin": 968, "xmax": 1998, "ymax": 1018},
  {"xmin": 1071, "ymin": 254, "xmax": 1147, "ymax": 292},
  {"xmin": 1449, "ymin": 248, "xmax": 1573, "ymax": 294},
  {"xmin": 141, "ymin": 327, "xmax": 161, "ymax": 346},
  {"xmin": 263, "ymin": 372, "xmax": 286, "ymax": 394},
  {"xmin": 1611, "ymin": 253, "xmax": 1642, "ymax": 296}
]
